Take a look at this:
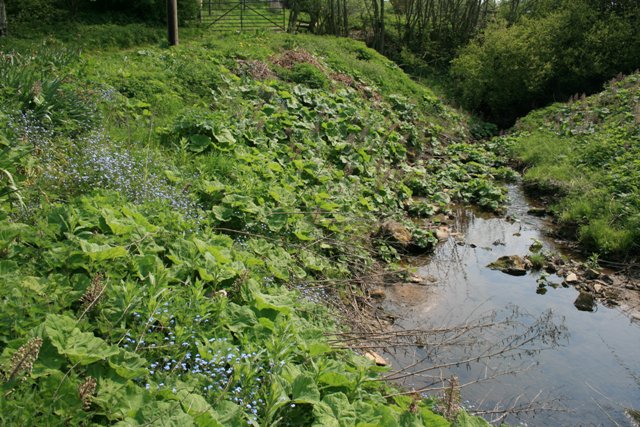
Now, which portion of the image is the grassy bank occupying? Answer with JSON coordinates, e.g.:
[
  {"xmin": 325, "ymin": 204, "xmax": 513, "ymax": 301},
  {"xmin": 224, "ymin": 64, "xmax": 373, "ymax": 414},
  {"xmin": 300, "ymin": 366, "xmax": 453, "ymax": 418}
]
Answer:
[
  {"xmin": 0, "ymin": 28, "xmax": 508, "ymax": 425},
  {"xmin": 498, "ymin": 73, "xmax": 640, "ymax": 258}
]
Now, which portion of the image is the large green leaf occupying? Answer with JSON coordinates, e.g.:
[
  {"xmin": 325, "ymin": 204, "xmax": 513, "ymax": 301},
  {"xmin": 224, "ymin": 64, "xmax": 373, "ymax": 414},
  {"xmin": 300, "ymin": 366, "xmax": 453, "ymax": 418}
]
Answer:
[
  {"xmin": 108, "ymin": 349, "xmax": 148, "ymax": 379},
  {"xmin": 213, "ymin": 401, "xmax": 245, "ymax": 427},
  {"xmin": 253, "ymin": 292, "xmax": 293, "ymax": 316},
  {"xmin": 322, "ymin": 393, "xmax": 357, "ymax": 427},
  {"xmin": 135, "ymin": 400, "xmax": 196, "ymax": 426},
  {"xmin": 80, "ymin": 240, "xmax": 128, "ymax": 261},
  {"xmin": 45, "ymin": 314, "xmax": 119, "ymax": 365},
  {"xmin": 189, "ymin": 134, "xmax": 213, "ymax": 153},
  {"xmin": 173, "ymin": 389, "xmax": 224, "ymax": 427},
  {"xmin": 212, "ymin": 128, "xmax": 236, "ymax": 150},
  {"xmin": 452, "ymin": 411, "xmax": 491, "ymax": 427},
  {"xmin": 94, "ymin": 378, "xmax": 150, "ymax": 421},
  {"xmin": 292, "ymin": 374, "xmax": 321, "ymax": 404},
  {"xmin": 312, "ymin": 401, "xmax": 340, "ymax": 427},
  {"xmin": 318, "ymin": 370, "xmax": 353, "ymax": 388},
  {"xmin": 419, "ymin": 407, "xmax": 450, "ymax": 427},
  {"xmin": 0, "ymin": 222, "xmax": 29, "ymax": 250},
  {"xmin": 224, "ymin": 303, "xmax": 258, "ymax": 333}
]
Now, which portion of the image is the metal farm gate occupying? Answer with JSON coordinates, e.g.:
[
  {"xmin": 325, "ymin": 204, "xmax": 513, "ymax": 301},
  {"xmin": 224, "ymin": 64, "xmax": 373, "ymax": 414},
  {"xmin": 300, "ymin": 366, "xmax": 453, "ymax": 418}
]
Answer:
[{"xmin": 201, "ymin": 0, "xmax": 286, "ymax": 32}]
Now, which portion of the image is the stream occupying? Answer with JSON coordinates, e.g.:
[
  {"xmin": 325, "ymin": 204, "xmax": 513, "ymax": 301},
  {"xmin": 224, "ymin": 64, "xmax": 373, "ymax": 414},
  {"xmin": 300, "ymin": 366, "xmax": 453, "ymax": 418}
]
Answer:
[{"xmin": 381, "ymin": 185, "xmax": 640, "ymax": 426}]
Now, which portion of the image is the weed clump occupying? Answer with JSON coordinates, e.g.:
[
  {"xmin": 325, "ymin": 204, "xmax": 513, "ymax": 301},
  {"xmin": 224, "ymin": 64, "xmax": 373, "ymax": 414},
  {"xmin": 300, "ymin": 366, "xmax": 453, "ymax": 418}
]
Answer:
[
  {"xmin": 271, "ymin": 48, "xmax": 329, "ymax": 88},
  {"xmin": 283, "ymin": 62, "xmax": 329, "ymax": 88}
]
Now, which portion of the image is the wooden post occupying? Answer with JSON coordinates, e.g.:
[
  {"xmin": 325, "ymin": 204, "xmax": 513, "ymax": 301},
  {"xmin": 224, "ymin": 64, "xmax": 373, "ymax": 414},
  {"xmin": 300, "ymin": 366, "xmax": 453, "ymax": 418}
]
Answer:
[
  {"xmin": 0, "ymin": 0, "xmax": 8, "ymax": 37},
  {"xmin": 167, "ymin": 0, "xmax": 179, "ymax": 46}
]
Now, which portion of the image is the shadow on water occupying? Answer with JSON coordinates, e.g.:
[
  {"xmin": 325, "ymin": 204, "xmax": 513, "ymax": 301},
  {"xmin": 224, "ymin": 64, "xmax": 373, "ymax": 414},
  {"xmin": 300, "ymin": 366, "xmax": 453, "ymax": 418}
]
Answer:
[{"xmin": 381, "ymin": 185, "xmax": 640, "ymax": 426}]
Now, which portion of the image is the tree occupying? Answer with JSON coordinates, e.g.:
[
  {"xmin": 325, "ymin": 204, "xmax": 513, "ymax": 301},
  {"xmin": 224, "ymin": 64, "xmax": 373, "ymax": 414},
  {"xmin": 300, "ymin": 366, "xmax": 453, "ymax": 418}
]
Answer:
[
  {"xmin": 0, "ymin": 0, "xmax": 8, "ymax": 37},
  {"xmin": 390, "ymin": 0, "xmax": 495, "ymax": 66},
  {"xmin": 450, "ymin": 0, "xmax": 640, "ymax": 125}
]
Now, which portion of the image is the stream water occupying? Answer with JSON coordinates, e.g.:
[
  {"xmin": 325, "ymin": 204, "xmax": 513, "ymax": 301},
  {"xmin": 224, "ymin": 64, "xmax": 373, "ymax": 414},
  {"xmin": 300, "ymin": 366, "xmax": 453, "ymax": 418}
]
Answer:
[{"xmin": 381, "ymin": 185, "xmax": 640, "ymax": 426}]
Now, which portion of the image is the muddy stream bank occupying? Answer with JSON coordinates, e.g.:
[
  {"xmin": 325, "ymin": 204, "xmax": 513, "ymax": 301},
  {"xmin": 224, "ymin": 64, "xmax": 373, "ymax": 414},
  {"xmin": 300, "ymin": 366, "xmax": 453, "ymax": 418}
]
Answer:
[{"xmin": 378, "ymin": 185, "xmax": 640, "ymax": 426}]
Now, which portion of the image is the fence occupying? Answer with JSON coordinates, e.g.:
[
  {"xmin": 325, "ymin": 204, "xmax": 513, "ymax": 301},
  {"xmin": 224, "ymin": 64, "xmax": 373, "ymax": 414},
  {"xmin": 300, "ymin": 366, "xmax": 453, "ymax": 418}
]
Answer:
[{"xmin": 201, "ymin": 0, "xmax": 287, "ymax": 32}]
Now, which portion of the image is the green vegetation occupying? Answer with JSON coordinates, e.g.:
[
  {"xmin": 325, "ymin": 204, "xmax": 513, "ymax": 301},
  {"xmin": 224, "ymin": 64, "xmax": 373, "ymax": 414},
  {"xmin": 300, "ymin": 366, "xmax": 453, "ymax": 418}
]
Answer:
[
  {"xmin": 450, "ymin": 0, "xmax": 640, "ymax": 125},
  {"xmin": 5, "ymin": 0, "xmax": 201, "ymax": 25},
  {"xmin": 0, "ymin": 29, "xmax": 506, "ymax": 426},
  {"xmin": 500, "ymin": 73, "xmax": 640, "ymax": 257}
]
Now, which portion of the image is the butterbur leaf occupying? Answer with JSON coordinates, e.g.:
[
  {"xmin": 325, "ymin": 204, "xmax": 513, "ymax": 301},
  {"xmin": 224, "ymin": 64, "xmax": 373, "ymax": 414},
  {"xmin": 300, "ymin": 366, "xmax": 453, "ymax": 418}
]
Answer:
[
  {"xmin": 108, "ymin": 349, "xmax": 148, "ymax": 379},
  {"xmin": 312, "ymin": 401, "xmax": 340, "ymax": 427},
  {"xmin": 30, "ymin": 336, "xmax": 67, "ymax": 378},
  {"xmin": 253, "ymin": 292, "xmax": 292, "ymax": 316},
  {"xmin": 100, "ymin": 209, "xmax": 135, "ymax": 235},
  {"xmin": 80, "ymin": 240, "xmax": 128, "ymax": 261},
  {"xmin": 419, "ymin": 407, "xmax": 449, "ymax": 427},
  {"xmin": 318, "ymin": 370, "xmax": 353, "ymax": 388},
  {"xmin": 213, "ymin": 401, "xmax": 245, "ymax": 427},
  {"xmin": 189, "ymin": 134, "xmax": 213, "ymax": 153},
  {"xmin": 211, "ymin": 205, "xmax": 234, "ymax": 222},
  {"xmin": 452, "ymin": 411, "xmax": 491, "ymax": 427},
  {"xmin": 212, "ymin": 128, "xmax": 236, "ymax": 149},
  {"xmin": 292, "ymin": 374, "xmax": 321, "ymax": 404},
  {"xmin": 56, "ymin": 330, "xmax": 119, "ymax": 365},
  {"xmin": 307, "ymin": 342, "xmax": 332, "ymax": 357},
  {"xmin": 224, "ymin": 303, "xmax": 258, "ymax": 333},
  {"xmin": 44, "ymin": 314, "xmax": 76, "ymax": 340},
  {"xmin": 134, "ymin": 254, "xmax": 164, "ymax": 278},
  {"xmin": 322, "ymin": 393, "xmax": 357, "ymax": 427},
  {"xmin": 175, "ymin": 390, "xmax": 224, "ymax": 427},
  {"xmin": 200, "ymin": 179, "xmax": 226, "ymax": 196},
  {"xmin": 45, "ymin": 314, "xmax": 119, "ymax": 365},
  {"xmin": 0, "ymin": 223, "xmax": 29, "ymax": 250},
  {"xmin": 94, "ymin": 378, "xmax": 149, "ymax": 420},
  {"xmin": 266, "ymin": 213, "xmax": 288, "ymax": 232},
  {"xmin": 136, "ymin": 399, "xmax": 196, "ymax": 426},
  {"xmin": 293, "ymin": 221, "xmax": 315, "ymax": 241}
]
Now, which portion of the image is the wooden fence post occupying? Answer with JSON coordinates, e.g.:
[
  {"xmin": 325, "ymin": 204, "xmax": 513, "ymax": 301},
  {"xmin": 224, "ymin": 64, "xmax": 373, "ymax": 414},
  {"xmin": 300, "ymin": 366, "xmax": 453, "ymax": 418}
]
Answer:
[{"xmin": 168, "ymin": 0, "xmax": 179, "ymax": 46}]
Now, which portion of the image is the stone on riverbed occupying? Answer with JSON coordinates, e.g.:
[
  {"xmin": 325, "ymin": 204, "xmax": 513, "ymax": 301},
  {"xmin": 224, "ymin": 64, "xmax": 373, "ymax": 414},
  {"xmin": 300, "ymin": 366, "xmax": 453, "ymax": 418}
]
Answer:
[
  {"xmin": 435, "ymin": 226, "xmax": 450, "ymax": 241},
  {"xmin": 584, "ymin": 268, "xmax": 600, "ymax": 280},
  {"xmin": 565, "ymin": 272, "xmax": 579, "ymax": 284},
  {"xmin": 364, "ymin": 351, "xmax": 389, "ymax": 366},
  {"xmin": 574, "ymin": 291, "xmax": 596, "ymax": 311},
  {"xmin": 377, "ymin": 221, "xmax": 412, "ymax": 248},
  {"xmin": 488, "ymin": 255, "xmax": 528, "ymax": 276},
  {"xmin": 370, "ymin": 288, "xmax": 386, "ymax": 299},
  {"xmin": 527, "ymin": 207, "xmax": 547, "ymax": 216}
]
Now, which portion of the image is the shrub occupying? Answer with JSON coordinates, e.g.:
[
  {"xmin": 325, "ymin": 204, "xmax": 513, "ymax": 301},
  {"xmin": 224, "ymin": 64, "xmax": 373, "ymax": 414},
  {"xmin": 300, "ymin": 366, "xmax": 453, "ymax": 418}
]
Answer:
[
  {"xmin": 450, "ymin": 1, "xmax": 640, "ymax": 125},
  {"xmin": 6, "ymin": 0, "xmax": 201, "ymax": 25},
  {"xmin": 283, "ymin": 63, "xmax": 329, "ymax": 89}
]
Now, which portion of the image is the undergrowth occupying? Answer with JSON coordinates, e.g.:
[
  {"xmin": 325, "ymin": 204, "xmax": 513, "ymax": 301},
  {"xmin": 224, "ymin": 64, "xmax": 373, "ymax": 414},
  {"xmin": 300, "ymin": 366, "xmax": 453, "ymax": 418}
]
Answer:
[
  {"xmin": 500, "ymin": 73, "xmax": 640, "ymax": 257},
  {"xmin": 0, "ymin": 29, "xmax": 505, "ymax": 426}
]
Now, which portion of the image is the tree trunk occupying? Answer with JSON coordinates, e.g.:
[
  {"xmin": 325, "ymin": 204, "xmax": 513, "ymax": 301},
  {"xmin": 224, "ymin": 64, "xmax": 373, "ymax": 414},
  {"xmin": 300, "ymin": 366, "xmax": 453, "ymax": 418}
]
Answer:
[
  {"xmin": 167, "ymin": 0, "xmax": 179, "ymax": 46},
  {"xmin": 0, "ymin": 0, "xmax": 8, "ymax": 37},
  {"xmin": 379, "ymin": 0, "xmax": 384, "ymax": 52}
]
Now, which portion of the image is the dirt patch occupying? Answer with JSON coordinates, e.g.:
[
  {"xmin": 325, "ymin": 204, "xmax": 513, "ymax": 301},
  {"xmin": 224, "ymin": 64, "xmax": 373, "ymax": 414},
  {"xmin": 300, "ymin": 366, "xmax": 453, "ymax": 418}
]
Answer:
[
  {"xmin": 270, "ymin": 49, "xmax": 383, "ymax": 102},
  {"xmin": 234, "ymin": 59, "xmax": 275, "ymax": 80},
  {"xmin": 331, "ymin": 72, "xmax": 355, "ymax": 86},
  {"xmin": 271, "ymin": 49, "xmax": 324, "ymax": 70}
]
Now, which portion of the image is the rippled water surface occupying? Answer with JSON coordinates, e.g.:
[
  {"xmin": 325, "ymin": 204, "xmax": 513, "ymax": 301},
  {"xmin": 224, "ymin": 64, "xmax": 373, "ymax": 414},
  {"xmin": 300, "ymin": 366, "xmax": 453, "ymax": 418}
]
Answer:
[{"xmin": 382, "ymin": 186, "xmax": 640, "ymax": 426}]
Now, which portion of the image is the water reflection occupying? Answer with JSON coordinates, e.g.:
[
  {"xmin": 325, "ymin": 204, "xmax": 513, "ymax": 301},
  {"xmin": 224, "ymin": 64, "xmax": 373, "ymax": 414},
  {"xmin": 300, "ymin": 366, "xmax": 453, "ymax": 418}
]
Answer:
[{"xmin": 381, "ymin": 185, "xmax": 640, "ymax": 426}]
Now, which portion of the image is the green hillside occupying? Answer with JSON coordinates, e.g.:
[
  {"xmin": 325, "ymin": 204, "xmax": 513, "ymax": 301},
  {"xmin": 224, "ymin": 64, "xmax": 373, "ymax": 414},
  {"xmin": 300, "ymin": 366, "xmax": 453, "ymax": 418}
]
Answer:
[
  {"xmin": 0, "ymin": 31, "xmax": 504, "ymax": 425},
  {"xmin": 499, "ymin": 73, "xmax": 640, "ymax": 258}
]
